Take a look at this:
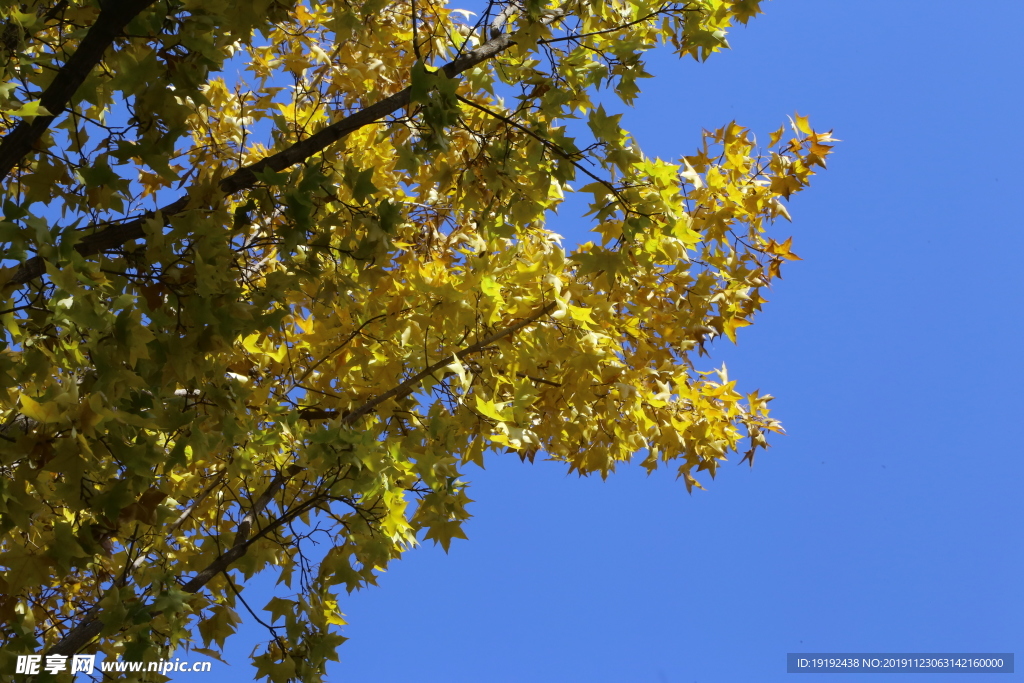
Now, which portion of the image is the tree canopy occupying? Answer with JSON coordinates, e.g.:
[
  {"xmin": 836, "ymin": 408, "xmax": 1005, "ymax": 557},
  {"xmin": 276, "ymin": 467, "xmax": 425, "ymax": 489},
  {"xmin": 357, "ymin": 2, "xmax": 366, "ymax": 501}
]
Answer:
[{"xmin": 0, "ymin": 0, "xmax": 833, "ymax": 679}]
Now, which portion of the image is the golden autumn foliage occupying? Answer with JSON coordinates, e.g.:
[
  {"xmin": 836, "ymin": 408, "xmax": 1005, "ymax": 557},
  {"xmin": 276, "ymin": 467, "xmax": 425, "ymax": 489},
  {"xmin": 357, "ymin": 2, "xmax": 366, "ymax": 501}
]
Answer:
[{"xmin": 0, "ymin": 0, "xmax": 833, "ymax": 679}]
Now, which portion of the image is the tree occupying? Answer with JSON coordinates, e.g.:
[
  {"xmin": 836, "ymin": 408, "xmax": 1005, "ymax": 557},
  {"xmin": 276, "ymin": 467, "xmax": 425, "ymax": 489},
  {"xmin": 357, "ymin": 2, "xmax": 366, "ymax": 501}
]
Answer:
[{"xmin": 0, "ymin": 0, "xmax": 833, "ymax": 679}]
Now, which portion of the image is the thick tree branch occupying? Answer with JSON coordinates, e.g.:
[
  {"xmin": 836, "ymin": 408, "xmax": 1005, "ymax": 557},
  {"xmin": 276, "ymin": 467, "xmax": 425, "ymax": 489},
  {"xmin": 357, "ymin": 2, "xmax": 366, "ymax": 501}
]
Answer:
[
  {"xmin": 9, "ymin": 8, "xmax": 566, "ymax": 287},
  {"xmin": 0, "ymin": 0, "xmax": 158, "ymax": 182}
]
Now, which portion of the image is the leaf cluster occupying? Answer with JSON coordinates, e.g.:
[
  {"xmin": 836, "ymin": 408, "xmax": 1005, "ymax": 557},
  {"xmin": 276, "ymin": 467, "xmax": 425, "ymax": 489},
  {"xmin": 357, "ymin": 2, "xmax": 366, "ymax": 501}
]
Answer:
[{"xmin": 0, "ymin": 0, "xmax": 834, "ymax": 680}]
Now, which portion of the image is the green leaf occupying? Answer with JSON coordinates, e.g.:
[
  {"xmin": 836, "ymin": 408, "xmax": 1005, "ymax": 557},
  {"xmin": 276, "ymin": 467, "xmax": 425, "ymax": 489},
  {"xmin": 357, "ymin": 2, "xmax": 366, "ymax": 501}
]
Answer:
[
  {"xmin": 409, "ymin": 61, "xmax": 434, "ymax": 105},
  {"xmin": 253, "ymin": 166, "xmax": 292, "ymax": 185},
  {"xmin": 263, "ymin": 596, "xmax": 295, "ymax": 624},
  {"xmin": 587, "ymin": 105, "xmax": 624, "ymax": 144},
  {"xmin": 5, "ymin": 100, "xmax": 51, "ymax": 119},
  {"xmin": 347, "ymin": 168, "xmax": 378, "ymax": 204}
]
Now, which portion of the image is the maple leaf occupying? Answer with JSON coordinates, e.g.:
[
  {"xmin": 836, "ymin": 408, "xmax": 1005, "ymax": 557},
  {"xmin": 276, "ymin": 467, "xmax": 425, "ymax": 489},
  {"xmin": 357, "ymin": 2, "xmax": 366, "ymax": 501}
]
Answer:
[{"xmin": 0, "ymin": 0, "xmax": 832, "ymax": 676}]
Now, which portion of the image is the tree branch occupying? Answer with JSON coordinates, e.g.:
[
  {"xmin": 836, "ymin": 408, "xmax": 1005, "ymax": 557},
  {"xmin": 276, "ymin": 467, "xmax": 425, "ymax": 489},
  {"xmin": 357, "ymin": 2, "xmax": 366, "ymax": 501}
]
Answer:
[
  {"xmin": 179, "ymin": 463, "xmax": 304, "ymax": 592},
  {"xmin": 35, "ymin": 10, "xmax": 565, "ymax": 658},
  {"xmin": 166, "ymin": 468, "xmax": 228, "ymax": 535},
  {"xmin": 0, "ymin": 0, "xmax": 158, "ymax": 182},
  {"xmin": 339, "ymin": 301, "xmax": 557, "ymax": 425},
  {"xmin": 45, "ymin": 464, "xmax": 304, "ymax": 656},
  {"xmin": 537, "ymin": 6, "xmax": 683, "ymax": 45},
  {"xmin": 454, "ymin": 93, "xmax": 628, "ymax": 205},
  {"xmin": 9, "ymin": 8, "xmax": 566, "ymax": 288},
  {"xmin": 41, "ymin": 305, "xmax": 556, "ymax": 655}
]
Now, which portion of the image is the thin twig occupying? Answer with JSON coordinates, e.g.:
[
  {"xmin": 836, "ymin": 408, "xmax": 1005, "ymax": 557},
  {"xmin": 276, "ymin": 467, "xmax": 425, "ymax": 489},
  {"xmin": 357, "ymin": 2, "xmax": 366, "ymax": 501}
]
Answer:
[
  {"xmin": 10, "ymin": 8, "xmax": 568, "ymax": 287},
  {"xmin": 341, "ymin": 301, "xmax": 557, "ymax": 425}
]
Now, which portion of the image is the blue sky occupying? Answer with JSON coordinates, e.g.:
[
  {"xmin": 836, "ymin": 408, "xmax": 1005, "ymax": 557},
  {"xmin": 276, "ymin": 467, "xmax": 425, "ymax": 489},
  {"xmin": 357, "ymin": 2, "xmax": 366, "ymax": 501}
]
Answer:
[
  {"xmin": 302, "ymin": 2, "xmax": 1022, "ymax": 681},
  {"xmin": 194, "ymin": 1, "xmax": 1024, "ymax": 681}
]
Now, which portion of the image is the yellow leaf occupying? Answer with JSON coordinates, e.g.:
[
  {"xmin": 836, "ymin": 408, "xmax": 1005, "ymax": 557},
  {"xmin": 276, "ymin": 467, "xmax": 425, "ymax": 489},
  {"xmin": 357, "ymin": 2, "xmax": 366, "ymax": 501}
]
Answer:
[
  {"xmin": 789, "ymin": 112, "xmax": 812, "ymax": 135},
  {"xmin": 474, "ymin": 395, "xmax": 511, "ymax": 422},
  {"xmin": 461, "ymin": 437, "xmax": 486, "ymax": 468},
  {"xmin": 445, "ymin": 357, "xmax": 469, "ymax": 390},
  {"xmin": 567, "ymin": 304, "xmax": 595, "ymax": 325},
  {"xmin": 19, "ymin": 393, "xmax": 62, "ymax": 423},
  {"xmin": 723, "ymin": 317, "xmax": 752, "ymax": 343},
  {"xmin": 242, "ymin": 332, "xmax": 262, "ymax": 354},
  {"xmin": 6, "ymin": 100, "xmax": 52, "ymax": 119},
  {"xmin": 480, "ymin": 276, "xmax": 502, "ymax": 298},
  {"xmin": 766, "ymin": 236, "xmax": 802, "ymax": 260}
]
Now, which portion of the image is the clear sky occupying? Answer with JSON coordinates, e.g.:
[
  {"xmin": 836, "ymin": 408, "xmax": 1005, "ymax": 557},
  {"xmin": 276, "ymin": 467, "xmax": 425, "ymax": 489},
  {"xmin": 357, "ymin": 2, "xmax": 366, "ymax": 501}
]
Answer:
[{"xmin": 215, "ymin": 2, "xmax": 1023, "ymax": 681}]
